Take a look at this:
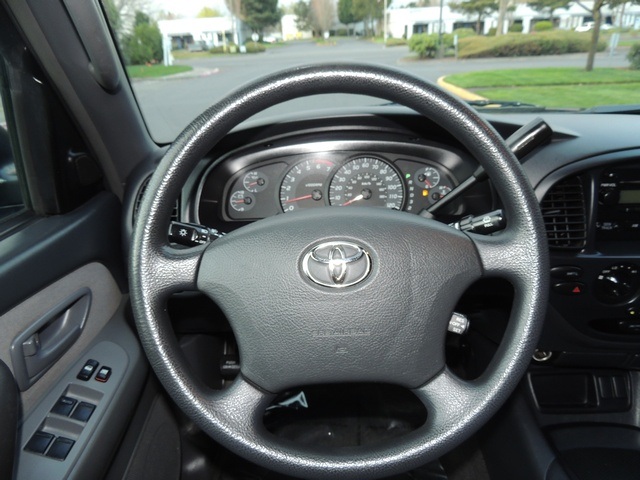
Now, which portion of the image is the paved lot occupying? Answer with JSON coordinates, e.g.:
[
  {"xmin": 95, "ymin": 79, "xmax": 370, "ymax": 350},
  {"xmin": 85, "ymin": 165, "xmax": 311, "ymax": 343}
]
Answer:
[{"xmin": 131, "ymin": 37, "xmax": 630, "ymax": 141}]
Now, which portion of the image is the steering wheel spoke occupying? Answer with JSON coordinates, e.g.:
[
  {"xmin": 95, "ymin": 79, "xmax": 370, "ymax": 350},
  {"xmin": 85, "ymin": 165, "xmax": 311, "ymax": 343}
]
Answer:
[
  {"xmin": 144, "ymin": 243, "xmax": 205, "ymax": 296},
  {"xmin": 413, "ymin": 369, "xmax": 481, "ymax": 437},
  {"xmin": 469, "ymin": 229, "xmax": 547, "ymax": 289}
]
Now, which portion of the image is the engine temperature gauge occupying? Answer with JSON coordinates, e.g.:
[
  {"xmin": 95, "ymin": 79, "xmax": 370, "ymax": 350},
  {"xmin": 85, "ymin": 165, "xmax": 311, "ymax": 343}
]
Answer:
[
  {"xmin": 229, "ymin": 190, "xmax": 256, "ymax": 212},
  {"xmin": 430, "ymin": 185, "xmax": 451, "ymax": 204}
]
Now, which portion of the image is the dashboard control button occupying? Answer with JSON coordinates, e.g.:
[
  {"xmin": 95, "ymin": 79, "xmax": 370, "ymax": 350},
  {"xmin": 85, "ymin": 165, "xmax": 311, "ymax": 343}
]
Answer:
[
  {"xmin": 70, "ymin": 402, "xmax": 95, "ymax": 422},
  {"xmin": 552, "ymin": 282, "xmax": 585, "ymax": 295},
  {"xmin": 550, "ymin": 266, "xmax": 583, "ymax": 280},
  {"xmin": 25, "ymin": 431, "xmax": 54, "ymax": 454},
  {"xmin": 595, "ymin": 264, "xmax": 640, "ymax": 304},
  {"xmin": 95, "ymin": 366, "xmax": 111, "ymax": 383},
  {"xmin": 77, "ymin": 359, "xmax": 99, "ymax": 381},
  {"xmin": 51, "ymin": 396, "xmax": 77, "ymax": 416},
  {"xmin": 46, "ymin": 437, "xmax": 75, "ymax": 461}
]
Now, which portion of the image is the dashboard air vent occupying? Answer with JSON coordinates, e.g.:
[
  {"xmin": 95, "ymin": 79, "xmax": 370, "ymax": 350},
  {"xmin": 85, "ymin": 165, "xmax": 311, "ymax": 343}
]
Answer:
[
  {"xmin": 132, "ymin": 177, "xmax": 179, "ymax": 226},
  {"xmin": 540, "ymin": 176, "xmax": 587, "ymax": 250}
]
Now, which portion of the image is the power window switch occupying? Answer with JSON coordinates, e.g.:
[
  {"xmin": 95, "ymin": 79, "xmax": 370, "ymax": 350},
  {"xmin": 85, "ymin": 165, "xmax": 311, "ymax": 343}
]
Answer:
[
  {"xmin": 51, "ymin": 396, "xmax": 77, "ymax": 416},
  {"xmin": 95, "ymin": 366, "xmax": 111, "ymax": 383},
  {"xmin": 77, "ymin": 359, "xmax": 99, "ymax": 381},
  {"xmin": 46, "ymin": 437, "xmax": 75, "ymax": 461},
  {"xmin": 24, "ymin": 431, "xmax": 54, "ymax": 454},
  {"xmin": 70, "ymin": 401, "xmax": 95, "ymax": 422}
]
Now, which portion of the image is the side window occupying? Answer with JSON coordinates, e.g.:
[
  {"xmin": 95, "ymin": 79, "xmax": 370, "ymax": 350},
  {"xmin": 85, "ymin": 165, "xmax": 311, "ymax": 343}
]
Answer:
[
  {"xmin": 0, "ymin": 4, "xmax": 105, "ymax": 225},
  {"xmin": 0, "ymin": 74, "xmax": 25, "ymax": 220}
]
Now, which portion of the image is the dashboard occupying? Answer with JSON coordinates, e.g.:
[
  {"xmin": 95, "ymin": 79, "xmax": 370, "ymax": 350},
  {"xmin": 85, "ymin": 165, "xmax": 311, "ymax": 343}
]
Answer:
[{"xmin": 126, "ymin": 107, "xmax": 640, "ymax": 368}]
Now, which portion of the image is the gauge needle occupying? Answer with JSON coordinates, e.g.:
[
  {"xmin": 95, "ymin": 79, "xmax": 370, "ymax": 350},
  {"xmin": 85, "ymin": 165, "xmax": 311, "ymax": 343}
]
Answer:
[
  {"xmin": 283, "ymin": 194, "xmax": 312, "ymax": 203},
  {"xmin": 342, "ymin": 194, "xmax": 364, "ymax": 206}
]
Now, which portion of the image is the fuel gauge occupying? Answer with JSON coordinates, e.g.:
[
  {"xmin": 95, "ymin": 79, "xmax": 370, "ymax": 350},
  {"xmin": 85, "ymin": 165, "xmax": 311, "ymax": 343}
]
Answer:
[
  {"xmin": 243, "ymin": 171, "xmax": 269, "ymax": 193},
  {"xmin": 414, "ymin": 166, "xmax": 441, "ymax": 189}
]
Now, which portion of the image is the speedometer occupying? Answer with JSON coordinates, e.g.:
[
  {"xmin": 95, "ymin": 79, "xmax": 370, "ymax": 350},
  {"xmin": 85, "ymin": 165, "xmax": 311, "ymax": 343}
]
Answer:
[{"xmin": 329, "ymin": 157, "xmax": 404, "ymax": 209}]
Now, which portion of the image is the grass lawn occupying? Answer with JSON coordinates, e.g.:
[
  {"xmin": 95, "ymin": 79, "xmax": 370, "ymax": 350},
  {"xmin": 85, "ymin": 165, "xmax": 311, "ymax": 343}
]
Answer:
[
  {"xmin": 445, "ymin": 68, "xmax": 640, "ymax": 108},
  {"xmin": 446, "ymin": 68, "xmax": 640, "ymax": 88},
  {"xmin": 127, "ymin": 64, "xmax": 192, "ymax": 78},
  {"xmin": 171, "ymin": 50, "xmax": 212, "ymax": 60},
  {"xmin": 475, "ymin": 83, "xmax": 640, "ymax": 108}
]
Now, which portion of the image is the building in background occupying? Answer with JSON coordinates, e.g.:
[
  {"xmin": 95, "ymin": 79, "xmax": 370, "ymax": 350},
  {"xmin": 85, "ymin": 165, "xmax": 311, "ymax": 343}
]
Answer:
[{"xmin": 387, "ymin": 1, "xmax": 640, "ymax": 37}]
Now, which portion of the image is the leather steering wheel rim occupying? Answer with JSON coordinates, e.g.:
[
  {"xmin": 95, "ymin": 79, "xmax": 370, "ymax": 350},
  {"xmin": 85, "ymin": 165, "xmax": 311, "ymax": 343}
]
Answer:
[{"xmin": 130, "ymin": 64, "xmax": 549, "ymax": 479}]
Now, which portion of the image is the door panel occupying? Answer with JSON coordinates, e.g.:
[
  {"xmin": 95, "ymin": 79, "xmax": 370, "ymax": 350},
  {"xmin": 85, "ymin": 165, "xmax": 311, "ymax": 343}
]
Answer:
[
  {"xmin": 1, "ymin": 262, "xmax": 121, "ymax": 413},
  {"xmin": 0, "ymin": 192, "xmax": 148, "ymax": 479}
]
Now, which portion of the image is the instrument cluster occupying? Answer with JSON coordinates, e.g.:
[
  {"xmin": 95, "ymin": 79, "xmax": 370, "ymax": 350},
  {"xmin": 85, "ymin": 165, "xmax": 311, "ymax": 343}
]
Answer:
[{"xmin": 197, "ymin": 140, "xmax": 470, "ymax": 226}]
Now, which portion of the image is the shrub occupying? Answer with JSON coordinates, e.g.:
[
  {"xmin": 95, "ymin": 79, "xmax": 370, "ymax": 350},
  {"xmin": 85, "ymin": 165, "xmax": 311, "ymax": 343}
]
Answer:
[
  {"xmin": 408, "ymin": 33, "xmax": 454, "ymax": 58},
  {"xmin": 628, "ymin": 42, "xmax": 640, "ymax": 69},
  {"xmin": 533, "ymin": 21, "xmax": 554, "ymax": 32},
  {"xmin": 244, "ymin": 42, "xmax": 266, "ymax": 53},
  {"xmin": 386, "ymin": 37, "xmax": 407, "ymax": 47},
  {"xmin": 408, "ymin": 33, "xmax": 439, "ymax": 58},
  {"xmin": 458, "ymin": 31, "xmax": 605, "ymax": 59},
  {"xmin": 452, "ymin": 28, "xmax": 476, "ymax": 39},
  {"xmin": 209, "ymin": 44, "xmax": 237, "ymax": 54},
  {"xmin": 509, "ymin": 23, "xmax": 523, "ymax": 33},
  {"xmin": 122, "ymin": 22, "xmax": 162, "ymax": 65}
]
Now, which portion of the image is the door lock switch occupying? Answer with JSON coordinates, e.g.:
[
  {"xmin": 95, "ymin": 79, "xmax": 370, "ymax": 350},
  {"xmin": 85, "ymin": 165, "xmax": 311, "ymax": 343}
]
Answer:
[
  {"xmin": 95, "ymin": 366, "xmax": 111, "ymax": 382},
  {"xmin": 77, "ymin": 359, "xmax": 99, "ymax": 381}
]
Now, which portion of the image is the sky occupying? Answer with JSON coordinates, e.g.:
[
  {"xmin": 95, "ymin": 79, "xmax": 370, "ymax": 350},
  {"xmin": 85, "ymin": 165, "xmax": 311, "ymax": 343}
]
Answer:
[
  {"xmin": 151, "ymin": 0, "xmax": 297, "ymax": 19},
  {"xmin": 150, "ymin": 0, "xmax": 410, "ymax": 20}
]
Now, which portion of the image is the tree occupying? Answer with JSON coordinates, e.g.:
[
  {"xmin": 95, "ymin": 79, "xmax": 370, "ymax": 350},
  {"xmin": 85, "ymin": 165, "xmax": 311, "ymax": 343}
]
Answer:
[
  {"xmin": 121, "ymin": 11, "xmax": 162, "ymax": 65},
  {"xmin": 338, "ymin": 0, "xmax": 357, "ymax": 35},
  {"xmin": 102, "ymin": 0, "xmax": 151, "ymax": 38},
  {"xmin": 225, "ymin": 0, "xmax": 243, "ymax": 18},
  {"xmin": 311, "ymin": 0, "xmax": 335, "ymax": 35},
  {"xmin": 241, "ymin": 0, "xmax": 282, "ymax": 35},
  {"xmin": 293, "ymin": 0, "xmax": 313, "ymax": 32},
  {"xmin": 197, "ymin": 7, "xmax": 223, "ymax": 18},
  {"xmin": 527, "ymin": 0, "xmax": 571, "ymax": 26},
  {"xmin": 352, "ymin": 0, "xmax": 384, "ymax": 36},
  {"xmin": 582, "ymin": 0, "xmax": 638, "ymax": 71},
  {"xmin": 495, "ymin": 0, "xmax": 509, "ymax": 36},
  {"xmin": 449, "ymin": 0, "xmax": 499, "ymax": 35}
]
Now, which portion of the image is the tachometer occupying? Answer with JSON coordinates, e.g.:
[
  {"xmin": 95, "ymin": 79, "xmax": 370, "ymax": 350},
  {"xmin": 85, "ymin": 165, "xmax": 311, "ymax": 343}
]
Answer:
[
  {"xmin": 280, "ymin": 158, "xmax": 335, "ymax": 212},
  {"xmin": 329, "ymin": 157, "xmax": 404, "ymax": 209}
]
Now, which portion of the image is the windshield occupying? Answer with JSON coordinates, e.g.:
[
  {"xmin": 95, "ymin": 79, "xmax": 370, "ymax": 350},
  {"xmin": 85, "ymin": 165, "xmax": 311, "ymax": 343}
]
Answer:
[{"xmin": 102, "ymin": 0, "xmax": 640, "ymax": 143}]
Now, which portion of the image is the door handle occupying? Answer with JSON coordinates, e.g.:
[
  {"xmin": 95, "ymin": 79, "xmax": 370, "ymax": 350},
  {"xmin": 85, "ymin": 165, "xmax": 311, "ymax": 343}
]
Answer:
[{"xmin": 11, "ymin": 289, "xmax": 91, "ymax": 390}]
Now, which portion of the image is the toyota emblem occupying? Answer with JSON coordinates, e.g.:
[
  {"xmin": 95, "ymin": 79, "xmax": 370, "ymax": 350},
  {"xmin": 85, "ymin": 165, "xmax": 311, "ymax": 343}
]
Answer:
[{"xmin": 302, "ymin": 241, "xmax": 371, "ymax": 288}]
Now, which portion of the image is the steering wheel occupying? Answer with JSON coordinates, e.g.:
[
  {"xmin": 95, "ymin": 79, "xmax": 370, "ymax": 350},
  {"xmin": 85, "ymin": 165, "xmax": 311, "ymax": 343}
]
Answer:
[{"xmin": 130, "ymin": 64, "xmax": 549, "ymax": 479}]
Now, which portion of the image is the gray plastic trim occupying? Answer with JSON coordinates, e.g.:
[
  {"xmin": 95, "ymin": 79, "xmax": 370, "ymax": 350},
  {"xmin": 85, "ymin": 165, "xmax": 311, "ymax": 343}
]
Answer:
[
  {"xmin": 10, "ymin": 289, "xmax": 91, "ymax": 391},
  {"xmin": 15, "ymin": 312, "xmax": 147, "ymax": 480}
]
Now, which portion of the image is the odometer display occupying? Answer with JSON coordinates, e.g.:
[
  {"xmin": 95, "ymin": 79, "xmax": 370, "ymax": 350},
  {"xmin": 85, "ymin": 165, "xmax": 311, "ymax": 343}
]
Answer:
[{"xmin": 329, "ymin": 157, "xmax": 404, "ymax": 209}]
